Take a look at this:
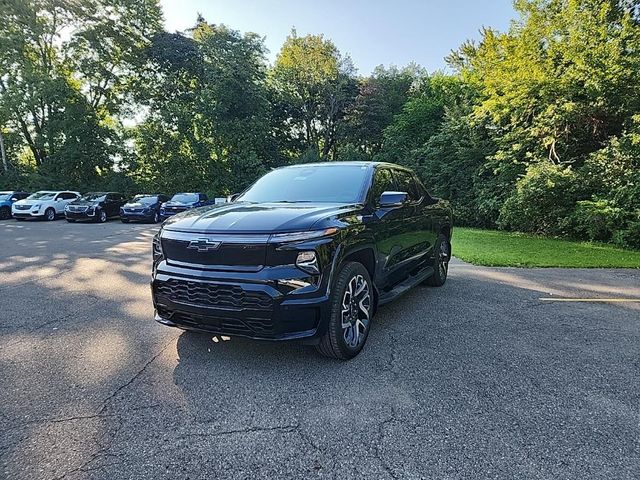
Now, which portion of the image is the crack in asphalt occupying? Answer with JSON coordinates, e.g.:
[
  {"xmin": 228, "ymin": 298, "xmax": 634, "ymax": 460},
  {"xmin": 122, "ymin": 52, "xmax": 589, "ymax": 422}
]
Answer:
[
  {"xmin": 98, "ymin": 339, "xmax": 174, "ymax": 415},
  {"xmin": 373, "ymin": 407, "xmax": 400, "ymax": 480},
  {"xmin": 178, "ymin": 423, "xmax": 300, "ymax": 440}
]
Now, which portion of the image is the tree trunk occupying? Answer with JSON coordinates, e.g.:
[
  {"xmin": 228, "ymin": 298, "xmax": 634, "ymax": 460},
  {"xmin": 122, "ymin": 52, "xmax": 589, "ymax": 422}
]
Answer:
[{"xmin": 0, "ymin": 130, "xmax": 7, "ymax": 173}]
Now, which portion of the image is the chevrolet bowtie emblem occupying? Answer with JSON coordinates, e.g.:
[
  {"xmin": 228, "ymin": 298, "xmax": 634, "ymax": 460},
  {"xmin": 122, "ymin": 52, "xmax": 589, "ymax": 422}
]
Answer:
[{"xmin": 187, "ymin": 238, "xmax": 221, "ymax": 252}]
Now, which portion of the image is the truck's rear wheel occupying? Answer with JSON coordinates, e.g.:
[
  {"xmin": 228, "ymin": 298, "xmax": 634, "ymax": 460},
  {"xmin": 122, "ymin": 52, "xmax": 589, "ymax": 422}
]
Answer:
[
  {"xmin": 425, "ymin": 233, "xmax": 450, "ymax": 287},
  {"xmin": 316, "ymin": 261, "xmax": 373, "ymax": 360}
]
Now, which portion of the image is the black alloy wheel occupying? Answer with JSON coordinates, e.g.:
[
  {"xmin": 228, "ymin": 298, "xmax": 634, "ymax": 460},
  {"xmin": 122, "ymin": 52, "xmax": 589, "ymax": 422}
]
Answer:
[
  {"xmin": 98, "ymin": 209, "xmax": 108, "ymax": 223},
  {"xmin": 316, "ymin": 261, "xmax": 373, "ymax": 360},
  {"xmin": 425, "ymin": 233, "xmax": 450, "ymax": 287}
]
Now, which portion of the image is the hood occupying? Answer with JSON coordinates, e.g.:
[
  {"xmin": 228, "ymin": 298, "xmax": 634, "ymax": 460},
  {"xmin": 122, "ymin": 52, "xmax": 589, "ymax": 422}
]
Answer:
[
  {"xmin": 163, "ymin": 201, "xmax": 362, "ymax": 234},
  {"xmin": 14, "ymin": 199, "xmax": 47, "ymax": 206},
  {"xmin": 163, "ymin": 201, "xmax": 196, "ymax": 207},
  {"xmin": 70, "ymin": 199, "xmax": 101, "ymax": 207},
  {"xmin": 124, "ymin": 201, "xmax": 154, "ymax": 208}
]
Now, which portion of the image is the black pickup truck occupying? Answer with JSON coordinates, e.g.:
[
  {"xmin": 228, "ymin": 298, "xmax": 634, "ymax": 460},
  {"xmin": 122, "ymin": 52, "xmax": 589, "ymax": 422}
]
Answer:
[{"xmin": 151, "ymin": 162, "xmax": 452, "ymax": 359}]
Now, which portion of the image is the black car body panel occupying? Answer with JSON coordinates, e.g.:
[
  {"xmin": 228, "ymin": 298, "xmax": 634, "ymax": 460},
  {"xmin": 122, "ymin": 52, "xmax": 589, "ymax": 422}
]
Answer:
[
  {"xmin": 151, "ymin": 162, "xmax": 452, "ymax": 342},
  {"xmin": 65, "ymin": 192, "xmax": 126, "ymax": 221}
]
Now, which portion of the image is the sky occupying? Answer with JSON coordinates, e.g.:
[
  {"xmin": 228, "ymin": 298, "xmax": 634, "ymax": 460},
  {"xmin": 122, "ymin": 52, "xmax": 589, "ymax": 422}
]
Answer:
[{"xmin": 160, "ymin": 0, "xmax": 518, "ymax": 75}]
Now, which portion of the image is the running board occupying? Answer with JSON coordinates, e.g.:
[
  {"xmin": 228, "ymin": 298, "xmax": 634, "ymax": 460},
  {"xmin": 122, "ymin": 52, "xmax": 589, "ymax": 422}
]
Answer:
[{"xmin": 378, "ymin": 266, "xmax": 435, "ymax": 306}]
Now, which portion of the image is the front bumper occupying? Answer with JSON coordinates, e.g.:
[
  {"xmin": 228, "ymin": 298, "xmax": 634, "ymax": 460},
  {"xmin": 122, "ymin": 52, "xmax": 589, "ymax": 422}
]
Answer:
[
  {"xmin": 121, "ymin": 210, "xmax": 155, "ymax": 221},
  {"xmin": 160, "ymin": 207, "xmax": 189, "ymax": 219},
  {"xmin": 65, "ymin": 211, "xmax": 96, "ymax": 221},
  {"xmin": 12, "ymin": 209, "xmax": 44, "ymax": 218},
  {"xmin": 151, "ymin": 261, "xmax": 333, "ymax": 342}
]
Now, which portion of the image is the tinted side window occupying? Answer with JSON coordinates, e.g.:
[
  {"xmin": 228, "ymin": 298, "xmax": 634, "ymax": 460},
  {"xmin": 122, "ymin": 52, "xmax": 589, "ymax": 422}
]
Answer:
[
  {"xmin": 371, "ymin": 168, "xmax": 396, "ymax": 204},
  {"xmin": 61, "ymin": 192, "xmax": 77, "ymax": 200},
  {"xmin": 393, "ymin": 170, "xmax": 420, "ymax": 201},
  {"xmin": 200, "ymin": 194, "xmax": 208, "ymax": 202}
]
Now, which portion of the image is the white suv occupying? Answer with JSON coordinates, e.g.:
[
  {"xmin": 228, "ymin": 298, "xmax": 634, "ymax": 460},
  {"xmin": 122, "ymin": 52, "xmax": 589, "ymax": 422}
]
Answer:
[{"xmin": 12, "ymin": 191, "xmax": 81, "ymax": 221}]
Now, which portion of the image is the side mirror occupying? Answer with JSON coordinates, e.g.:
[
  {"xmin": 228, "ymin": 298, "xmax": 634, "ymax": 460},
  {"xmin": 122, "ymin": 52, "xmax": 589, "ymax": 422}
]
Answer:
[
  {"xmin": 10, "ymin": 197, "xmax": 17, "ymax": 202},
  {"xmin": 378, "ymin": 191, "xmax": 408, "ymax": 208}
]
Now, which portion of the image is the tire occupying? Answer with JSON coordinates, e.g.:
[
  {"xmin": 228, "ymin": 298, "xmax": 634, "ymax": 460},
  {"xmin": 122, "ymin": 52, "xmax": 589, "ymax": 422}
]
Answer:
[
  {"xmin": 152, "ymin": 211, "xmax": 160, "ymax": 223},
  {"xmin": 121, "ymin": 218, "xmax": 129, "ymax": 223},
  {"xmin": 44, "ymin": 208, "xmax": 56, "ymax": 221},
  {"xmin": 316, "ymin": 261, "xmax": 374, "ymax": 360},
  {"xmin": 98, "ymin": 209, "xmax": 107, "ymax": 223},
  {"xmin": 0, "ymin": 207, "xmax": 10, "ymax": 220},
  {"xmin": 425, "ymin": 233, "xmax": 450, "ymax": 287}
]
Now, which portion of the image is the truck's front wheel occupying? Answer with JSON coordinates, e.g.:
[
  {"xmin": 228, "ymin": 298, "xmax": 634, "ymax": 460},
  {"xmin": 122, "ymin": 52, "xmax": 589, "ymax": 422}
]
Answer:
[{"xmin": 316, "ymin": 261, "xmax": 373, "ymax": 360}]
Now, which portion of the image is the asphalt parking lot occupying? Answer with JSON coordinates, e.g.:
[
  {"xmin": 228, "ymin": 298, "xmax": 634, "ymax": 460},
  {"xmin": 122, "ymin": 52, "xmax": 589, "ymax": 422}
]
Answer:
[{"xmin": 1, "ymin": 220, "xmax": 639, "ymax": 479}]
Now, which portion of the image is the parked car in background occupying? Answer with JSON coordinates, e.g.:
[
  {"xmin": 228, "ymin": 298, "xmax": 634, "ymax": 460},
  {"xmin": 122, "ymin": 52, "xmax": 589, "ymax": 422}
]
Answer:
[
  {"xmin": 65, "ymin": 192, "xmax": 126, "ymax": 223},
  {"xmin": 159, "ymin": 193, "xmax": 213, "ymax": 219},
  {"xmin": 120, "ymin": 194, "xmax": 169, "ymax": 223},
  {"xmin": 151, "ymin": 162, "xmax": 453, "ymax": 360},
  {"xmin": 0, "ymin": 191, "xmax": 30, "ymax": 220},
  {"xmin": 12, "ymin": 191, "xmax": 80, "ymax": 221}
]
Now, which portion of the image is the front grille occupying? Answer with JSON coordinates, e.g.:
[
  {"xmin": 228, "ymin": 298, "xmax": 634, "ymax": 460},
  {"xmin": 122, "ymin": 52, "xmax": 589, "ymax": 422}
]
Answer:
[
  {"xmin": 155, "ymin": 279, "xmax": 272, "ymax": 311},
  {"xmin": 14, "ymin": 204, "xmax": 31, "ymax": 210},
  {"xmin": 125, "ymin": 208, "xmax": 144, "ymax": 213},
  {"xmin": 68, "ymin": 205, "xmax": 88, "ymax": 213},
  {"xmin": 156, "ymin": 306, "xmax": 275, "ymax": 336}
]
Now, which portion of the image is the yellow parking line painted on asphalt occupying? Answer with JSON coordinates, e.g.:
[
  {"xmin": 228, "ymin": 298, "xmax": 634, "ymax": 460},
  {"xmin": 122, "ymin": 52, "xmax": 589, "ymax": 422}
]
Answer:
[{"xmin": 539, "ymin": 298, "xmax": 640, "ymax": 302}]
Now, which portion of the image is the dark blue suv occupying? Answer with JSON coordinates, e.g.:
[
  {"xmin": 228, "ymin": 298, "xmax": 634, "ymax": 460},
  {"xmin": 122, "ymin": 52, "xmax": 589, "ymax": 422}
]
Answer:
[
  {"xmin": 121, "ymin": 194, "xmax": 170, "ymax": 223},
  {"xmin": 160, "ymin": 193, "xmax": 212, "ymax": 219},
  {"xmin": 0, "ymin": 191, "xmax": 30, "ymax": 220}
]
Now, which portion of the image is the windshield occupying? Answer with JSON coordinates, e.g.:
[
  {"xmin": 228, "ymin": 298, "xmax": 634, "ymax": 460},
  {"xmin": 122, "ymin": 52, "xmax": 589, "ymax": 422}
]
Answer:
[
  {"xmin": 238, "ymin": 165, "xmax": 370, "ymax": 203},
  {"xmin": 0, "ymin": 192, "xmax": 12, "ymax": 200},
  {"xmin": 171, "ymin": 194, "xmax": 198, "ymax": 203},
  {"xmin": 80, "ymin": 192, "xmax": 107, "ymax": 202},
  {"xmin": 27, "ymin": 192, "xmax": 56, "ymax": 200},
  {"xmin": 129, "ymin": 195, "xmax": 158, "ymax": 205}
]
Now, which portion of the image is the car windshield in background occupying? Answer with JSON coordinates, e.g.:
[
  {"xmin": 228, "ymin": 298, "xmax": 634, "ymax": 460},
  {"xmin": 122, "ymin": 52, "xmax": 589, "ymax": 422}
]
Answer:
[
  {"xmin": 0, "ymin": 193, "xmax": 12, "ymax": 200},
  {"xmin": 131, "ymin": 195, "xmax": 158, "ymax": 204},
  {"xmin": 171, "ymin": 194, "xmax": 198, "ymax": 203},
  {"xmin": 238, "ymin": 165, "xmax": 369, "ymax": 203},
  {"xmin": 80, "ymin": 192, "xmax": 107, "ymax": 201},
  {"xmin": 28, "ymin": 192, "xmax": 56, "ymax": 200}
]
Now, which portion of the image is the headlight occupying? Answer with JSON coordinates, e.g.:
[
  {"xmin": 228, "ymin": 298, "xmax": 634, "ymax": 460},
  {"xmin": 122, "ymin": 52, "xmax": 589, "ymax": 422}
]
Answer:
[
  {"xmin": 33, "ymin": 204, "xmax": 41, "ymax": 209},
  {"xmin": 152, "ymin": 233, "xmax": 163, "ymax": 262},
  {"xmin": 296, "ymin": 251, "xmax": 319, "ymax": 274},
  {"xmin": 269, "ymin": 227, "xmax": 338, "ymax": 243}
]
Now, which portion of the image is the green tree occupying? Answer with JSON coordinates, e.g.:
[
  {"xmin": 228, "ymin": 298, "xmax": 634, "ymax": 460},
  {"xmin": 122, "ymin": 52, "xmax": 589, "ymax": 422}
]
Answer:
[
  {"xmin": 0, "ymin": 0, "xmax": 163, "ymax": 187},
  {"xmin": 131, "ymin": 17, "xmax": 273, "ymax": 195},
  {"xmin": 340, "ymin": 64, "xmax": 422, "ymax": 157},
  {"xmin": 271, "ymin": 30, "xmax": 357, "ymax": 159}
]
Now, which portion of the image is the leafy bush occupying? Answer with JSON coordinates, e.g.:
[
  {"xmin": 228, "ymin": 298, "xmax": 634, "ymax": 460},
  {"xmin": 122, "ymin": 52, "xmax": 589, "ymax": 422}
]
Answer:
[
  {"xmin": 498, "ymin": 163, "xmax": 581, "ymax": 235},
  {"xmin": 570, "ymin": 199, "xmax": 625, "ymax": 242},
  {"xmin": 613, "ymin": 218, "xmax": 640, "ymax": 249}
]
